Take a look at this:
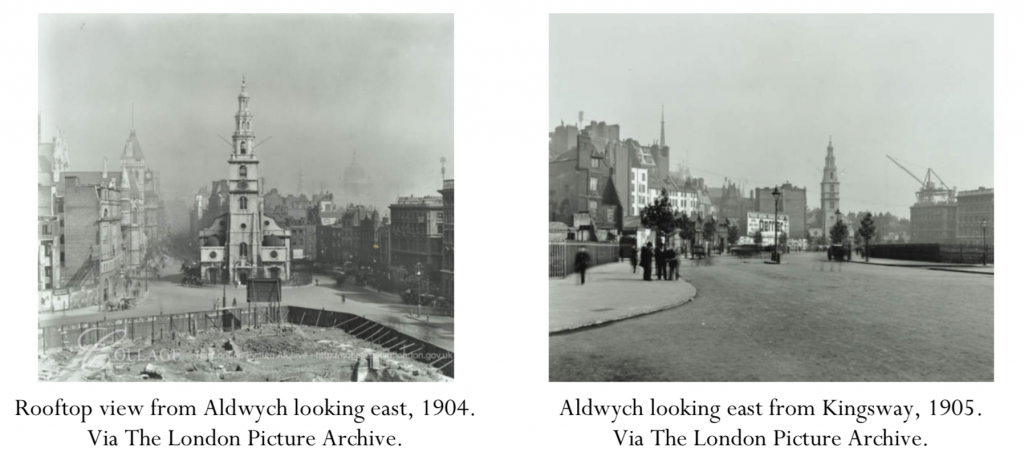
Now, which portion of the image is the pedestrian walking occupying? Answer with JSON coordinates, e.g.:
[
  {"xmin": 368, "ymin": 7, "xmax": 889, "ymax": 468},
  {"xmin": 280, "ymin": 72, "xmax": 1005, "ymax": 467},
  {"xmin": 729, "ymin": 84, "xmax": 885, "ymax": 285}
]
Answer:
[
  {"xmin": 315, "ymin": 278, "xmax": 319, "ymax": 286},
  {"xmin": 655, "ymin": 245, "xmax": 666, "ymax": 280},
  {"xmin": 342, "ymin": 294, "xmax": 346, "ymax": 303},
  {"xmin": 629, "ymin": 245, "xmax": 638, "ymax": 274},
  {"xmin": 574, "ymin": 245, "xmax": 591, "ymax": 285},
  {"xmin": 640, "ymin": 242, "xmax": 653, "ymax": 281},
  {"xmin": 667, "ymin": 246, "xmax": 679, "ymax": 280}
]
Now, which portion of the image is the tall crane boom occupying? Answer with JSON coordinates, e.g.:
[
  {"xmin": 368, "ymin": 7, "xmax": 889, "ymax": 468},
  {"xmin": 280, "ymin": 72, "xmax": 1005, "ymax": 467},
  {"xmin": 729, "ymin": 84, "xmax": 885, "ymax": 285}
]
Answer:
[
  {"xmin": 886, "ymin": 155, "xmax": 925, "ymax": 187},
  {"xmin": 886, "ymin": 154, "xmax": 956, "ymax": 205}
]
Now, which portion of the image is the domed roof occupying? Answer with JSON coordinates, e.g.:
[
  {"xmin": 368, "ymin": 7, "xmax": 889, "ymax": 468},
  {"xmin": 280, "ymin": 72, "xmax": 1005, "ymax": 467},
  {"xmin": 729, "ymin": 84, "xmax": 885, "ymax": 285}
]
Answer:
[
  {"xmin": 204, "ymin": 235, "xmax": 222, "ymax": 247},
  {"xmin": 343, "ymin": 152, "xmax": 369, "ymax": 186},
  {"xmin": 263, "ymin": 235, "xmax": 284, "ymax": 247}
]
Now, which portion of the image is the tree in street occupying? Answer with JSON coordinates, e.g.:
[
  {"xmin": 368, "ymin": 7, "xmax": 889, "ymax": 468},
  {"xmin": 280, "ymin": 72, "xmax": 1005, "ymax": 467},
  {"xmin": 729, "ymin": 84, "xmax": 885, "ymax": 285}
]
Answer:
[
  {"xmin": 726, "ymin": 220, "xmax": 740, "ymax": 252},
  {"xmin": 702, "ymin": 216, "xmax": 717, "ymax": 255},
  {"xmin": 640, "ymin": 189, "xmax": 676, "ymax": 247},
  {"xmin": 858, "ymin": 212, "xmax": 877, "ymax": 262},
  {"xmin": 830, "ymin": 218, "xmax": 850, "ymax": 245},
  {"xmin": 675, "ymin": 211, "xmax": 696, "ymax": 255}
]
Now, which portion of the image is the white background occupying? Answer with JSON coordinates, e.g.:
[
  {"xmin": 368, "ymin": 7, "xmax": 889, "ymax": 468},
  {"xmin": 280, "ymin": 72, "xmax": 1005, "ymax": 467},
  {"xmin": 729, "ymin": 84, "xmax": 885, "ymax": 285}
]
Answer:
[{"xmin": 2, "ymin": 1, "xmax": 1021, "ymax": 466}]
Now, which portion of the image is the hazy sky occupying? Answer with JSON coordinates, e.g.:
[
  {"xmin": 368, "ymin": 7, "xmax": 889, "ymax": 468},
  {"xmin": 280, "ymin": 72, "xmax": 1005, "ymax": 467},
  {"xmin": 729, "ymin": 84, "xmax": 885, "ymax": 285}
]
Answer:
[
  {"xmin": 39, "ymin": 14, "xmax": 453, "ymax": 204},
  {"xmin": 550, "ymin": 14, "xmax": 993, "ymax": 218}
]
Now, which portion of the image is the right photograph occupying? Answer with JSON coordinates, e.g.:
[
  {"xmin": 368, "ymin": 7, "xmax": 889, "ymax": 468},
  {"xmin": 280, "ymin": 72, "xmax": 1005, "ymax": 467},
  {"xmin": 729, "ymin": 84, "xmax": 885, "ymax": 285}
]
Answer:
[{"xmin": 548, "ymin": 14, "xmax": 993, "ymax": 382}]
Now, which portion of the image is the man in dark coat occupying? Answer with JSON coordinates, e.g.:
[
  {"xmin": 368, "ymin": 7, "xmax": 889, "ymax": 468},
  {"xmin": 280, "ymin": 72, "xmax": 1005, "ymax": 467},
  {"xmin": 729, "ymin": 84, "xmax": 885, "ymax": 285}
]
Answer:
[
  {"xmin": 640, "ymin": 242, "xmax": 653, "ymax": 281},
  {"xmin": 574, "ymin": 246, "xmax": 591, "ymax": 285},
  {"xmin": 629, "ymin": 245, "xmax": 639, "ymax": 274},
  {"xmin": 655, "ymin": 245, "xmax": 666, "ymax": 280}
]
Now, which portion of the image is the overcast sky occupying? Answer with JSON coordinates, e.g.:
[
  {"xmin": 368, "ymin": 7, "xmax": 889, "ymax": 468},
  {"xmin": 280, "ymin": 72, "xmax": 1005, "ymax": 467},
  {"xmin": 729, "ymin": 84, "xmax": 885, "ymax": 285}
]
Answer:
[
  {"xmin": 39, "ymin": 14, "xmax": 453, "ymax": 205},
  {"xmin": 550, "ymin": 14, "xmax": 993, "ymax": 218}
]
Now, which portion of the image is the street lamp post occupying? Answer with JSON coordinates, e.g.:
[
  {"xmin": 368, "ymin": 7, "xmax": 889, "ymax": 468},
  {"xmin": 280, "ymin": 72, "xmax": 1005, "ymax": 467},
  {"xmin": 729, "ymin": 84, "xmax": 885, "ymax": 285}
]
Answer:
[
  {"xmin": 835, "ymin": 208, "xmax": 843, "ymax": 261},
  {"xmin": 982, "ymin": 218, "xmax": 988, "ymax": 266},
  {"xmin": 415, "ymin": 261, "xmax": 423, "ymax": 318},
  {"xmin": 772, "ymin": 186, "xmax": 781, "ymax": 264},
  {"xmin": 222, "ymin": 260, "xmax": 228, "ymax": 311}
]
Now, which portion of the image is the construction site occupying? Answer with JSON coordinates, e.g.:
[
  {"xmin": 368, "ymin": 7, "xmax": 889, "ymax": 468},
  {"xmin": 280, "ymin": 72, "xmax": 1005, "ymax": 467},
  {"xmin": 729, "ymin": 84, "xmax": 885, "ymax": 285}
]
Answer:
[
  {"xmin": 38, "ymin": 306, "xmax": 454, "ymax": 382},
  {"xmin": 873, "ymin": 155, "xmax": 994, "ymax": 264},
  {"xmin": 886, "ymin": 155, "xmax": 960, "ymax": 243}
]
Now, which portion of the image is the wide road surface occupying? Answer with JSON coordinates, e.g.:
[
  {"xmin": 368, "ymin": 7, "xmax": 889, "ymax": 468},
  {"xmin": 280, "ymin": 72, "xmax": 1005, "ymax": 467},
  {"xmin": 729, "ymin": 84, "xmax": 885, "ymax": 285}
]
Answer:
[{"xmin": 550, "ymin": 253, "xmax": 992, "ymax": 381}]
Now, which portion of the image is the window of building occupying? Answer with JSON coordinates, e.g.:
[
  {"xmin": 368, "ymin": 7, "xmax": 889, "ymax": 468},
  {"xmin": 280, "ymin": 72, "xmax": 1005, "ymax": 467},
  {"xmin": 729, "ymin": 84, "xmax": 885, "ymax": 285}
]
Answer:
[
  {"xmin": 591, "ymin": 158, "xmax": 599, "ymax": 168},
  {"xmin": 240, "ymin": 196, "xmax": 248, "ymax": 210},
  {"xmin": 589, "ymin": 177, "xmax": 598, "ymax": 192},
  {"xmin": 240, "ymin": 242, "xmax": 249, "ymax": 257},
  {"xmin": 239, "ymin": 165, "xmax": 248, "ymax": 179}
]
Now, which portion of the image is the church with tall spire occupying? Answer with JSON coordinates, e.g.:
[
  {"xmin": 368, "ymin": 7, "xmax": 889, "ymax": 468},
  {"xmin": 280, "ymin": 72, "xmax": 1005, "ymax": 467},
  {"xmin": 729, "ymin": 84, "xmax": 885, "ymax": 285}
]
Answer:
[
  {"xmin": 198, "ymin": 77, "xmax": 292, "ymax": 284},
  {"xmin": 660, "ymin": 105, "xmax": 666, "ymax": 147},
  {"xmin": 820, "ymin": 136, "xmax": 841, "ymax": 242}
]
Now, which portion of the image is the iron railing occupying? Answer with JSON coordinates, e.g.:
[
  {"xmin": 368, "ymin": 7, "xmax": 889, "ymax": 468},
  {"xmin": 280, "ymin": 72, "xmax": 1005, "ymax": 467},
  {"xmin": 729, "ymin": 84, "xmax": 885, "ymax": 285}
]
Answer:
[
  {"xmin": 549, "ymin": 241, "xmax": 620, "ymax": 278},
  {"xmin": 868, "ymin": 243, "xmax": 995, "ymax": 265}
]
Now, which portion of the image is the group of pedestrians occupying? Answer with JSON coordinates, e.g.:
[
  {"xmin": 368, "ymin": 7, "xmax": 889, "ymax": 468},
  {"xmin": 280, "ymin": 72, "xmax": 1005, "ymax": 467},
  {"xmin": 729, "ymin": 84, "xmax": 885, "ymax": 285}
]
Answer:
[
  {"xmin": 629, "ymin": 243, "xmax": 680, "ymax": 281},
  {"xmin": 574, "ymin": 242, "xmax": 684, "ymax": 286}
]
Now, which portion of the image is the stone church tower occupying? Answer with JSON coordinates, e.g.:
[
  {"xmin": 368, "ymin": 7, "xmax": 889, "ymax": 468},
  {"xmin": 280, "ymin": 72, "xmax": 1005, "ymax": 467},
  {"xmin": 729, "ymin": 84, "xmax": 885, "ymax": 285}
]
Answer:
[
  {"xmin": 820, "ymin": 137, "xmax": 841, "ymax": 243},
  {"xmin": 198, "ymin": 78, "xmax": 292, "ymax": 284},
  {"xmin": 226, "ymin": 76, "xmax": 262, "ymax": 283}
]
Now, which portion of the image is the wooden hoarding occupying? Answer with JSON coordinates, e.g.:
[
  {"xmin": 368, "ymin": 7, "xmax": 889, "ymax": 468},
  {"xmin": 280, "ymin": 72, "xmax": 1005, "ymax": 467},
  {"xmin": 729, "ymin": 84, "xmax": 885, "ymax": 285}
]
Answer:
[{"xmin": 246, "ymin": 278, "xmax": 282, "ymax": 303}]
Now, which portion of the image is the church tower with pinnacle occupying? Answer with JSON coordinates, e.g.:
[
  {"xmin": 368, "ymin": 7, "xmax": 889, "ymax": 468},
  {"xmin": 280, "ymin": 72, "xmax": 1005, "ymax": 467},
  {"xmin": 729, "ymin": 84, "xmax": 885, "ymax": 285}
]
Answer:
[
  {"xmin": 821, "ymin": 137, "xmax": 841, "ymax": 243},
  {"xmin": 199, "ymin": 77, "xmax": 292, "ymax": 285},
  {"xmin": 227, "ymin": 76, "xmax": 263, "ymax": 283}
]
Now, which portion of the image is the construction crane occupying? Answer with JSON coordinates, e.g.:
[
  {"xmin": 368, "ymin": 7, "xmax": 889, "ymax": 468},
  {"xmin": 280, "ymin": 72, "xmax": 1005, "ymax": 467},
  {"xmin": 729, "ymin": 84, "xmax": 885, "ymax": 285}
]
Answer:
[{"xmin": 885, "ymin": 155, "xmax": 956, "ymax": 205}]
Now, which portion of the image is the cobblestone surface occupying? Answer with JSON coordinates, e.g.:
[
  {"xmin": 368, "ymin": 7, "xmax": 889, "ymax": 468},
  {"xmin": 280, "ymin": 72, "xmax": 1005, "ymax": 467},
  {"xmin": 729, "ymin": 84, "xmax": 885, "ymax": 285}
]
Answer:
[{"xmin": 550, "ymin": 253, "xmax": 993, "ymax": 381}]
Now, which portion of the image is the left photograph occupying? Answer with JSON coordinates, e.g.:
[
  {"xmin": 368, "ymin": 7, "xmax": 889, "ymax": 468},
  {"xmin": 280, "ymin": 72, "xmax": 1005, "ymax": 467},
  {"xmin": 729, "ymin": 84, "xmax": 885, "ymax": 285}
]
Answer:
[{"xmin": 37, "ymin": 14, "xmax": 455, "ymax": 381}]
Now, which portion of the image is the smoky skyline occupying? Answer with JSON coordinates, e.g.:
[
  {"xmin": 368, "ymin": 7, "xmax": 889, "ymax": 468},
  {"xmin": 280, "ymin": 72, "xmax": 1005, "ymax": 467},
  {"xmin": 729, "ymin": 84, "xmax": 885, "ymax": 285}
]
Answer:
[
  {"xmin": 39, "ymin": 14, "xmax": 454, "ymax": 206},
  {"xmin": 550, "ymin": 14, "xmax": 993, "ymax": 218}
]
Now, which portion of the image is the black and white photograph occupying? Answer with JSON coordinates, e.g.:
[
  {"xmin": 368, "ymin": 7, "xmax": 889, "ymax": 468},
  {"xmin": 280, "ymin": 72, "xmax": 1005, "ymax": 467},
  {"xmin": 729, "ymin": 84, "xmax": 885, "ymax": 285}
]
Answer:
[
  {"xmin": 37, "ymin": 14, "xmax": 455, "ymax": 382},
  {"xmin": 548, "ymin": 14, "xmax": 993, "ymax": 382}
]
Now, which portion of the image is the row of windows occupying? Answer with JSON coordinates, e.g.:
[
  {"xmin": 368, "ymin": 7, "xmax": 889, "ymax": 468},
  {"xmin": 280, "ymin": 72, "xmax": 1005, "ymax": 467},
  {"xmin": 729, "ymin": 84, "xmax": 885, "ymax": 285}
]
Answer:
[{"xmin": 393, "ymin": 210, "xmax": 443, "ymax": 222}]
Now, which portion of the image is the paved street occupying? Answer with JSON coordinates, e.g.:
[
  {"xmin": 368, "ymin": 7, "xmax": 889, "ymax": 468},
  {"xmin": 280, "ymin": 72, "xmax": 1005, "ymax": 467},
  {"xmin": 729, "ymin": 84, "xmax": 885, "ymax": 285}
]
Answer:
[
  {"xmin": 550, "ymin": 252, "xmax": 993, "ymax": 381},
  {"xmin": 39, "ymin": 258, "xmax": 453, "ymax": 351}
]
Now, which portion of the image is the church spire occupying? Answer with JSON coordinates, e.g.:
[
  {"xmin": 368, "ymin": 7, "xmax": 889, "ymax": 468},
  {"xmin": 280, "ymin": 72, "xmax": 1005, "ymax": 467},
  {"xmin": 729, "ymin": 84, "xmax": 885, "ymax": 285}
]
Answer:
[{"xmin": 660, "ymin": 105, "xmax": 666, "ymax": 147}]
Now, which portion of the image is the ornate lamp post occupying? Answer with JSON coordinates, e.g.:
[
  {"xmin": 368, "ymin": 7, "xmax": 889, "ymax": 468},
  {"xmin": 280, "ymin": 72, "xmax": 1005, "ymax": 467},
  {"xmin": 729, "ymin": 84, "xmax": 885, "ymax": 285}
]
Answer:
[
  {"xmin": 982, "ymin": 218, "xmax": 988, "ymax": 266},
  {"xmin": 772, "ymin": 186, "xmax": 781, "ymax": 263}
]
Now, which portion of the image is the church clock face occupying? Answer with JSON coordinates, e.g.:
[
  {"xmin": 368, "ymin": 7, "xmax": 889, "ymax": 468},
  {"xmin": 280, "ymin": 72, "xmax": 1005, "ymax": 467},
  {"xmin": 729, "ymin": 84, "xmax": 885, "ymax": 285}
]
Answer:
[{"xmin": 238, "ymin": 180, "xmax": 249, "ymax": 190}]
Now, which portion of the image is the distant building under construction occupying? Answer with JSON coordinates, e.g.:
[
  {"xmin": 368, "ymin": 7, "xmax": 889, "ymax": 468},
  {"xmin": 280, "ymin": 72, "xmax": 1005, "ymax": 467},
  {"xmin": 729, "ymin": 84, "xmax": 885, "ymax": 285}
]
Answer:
[{"xmin": 887, "ymin": 155, "xmax": 959, "ymax": 244}]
